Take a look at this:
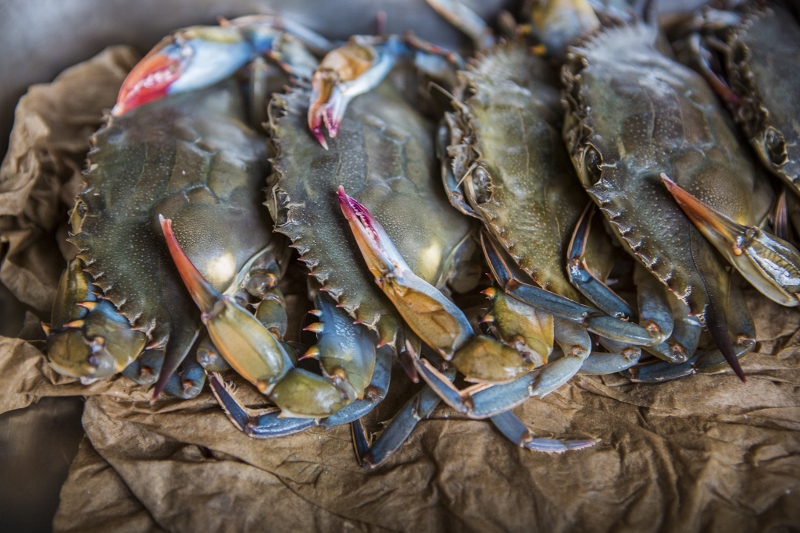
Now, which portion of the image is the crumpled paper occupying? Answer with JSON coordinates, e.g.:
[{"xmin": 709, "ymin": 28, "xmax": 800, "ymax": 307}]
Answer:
[{"xmin": 1, "ymin": 47, "xmax": 799, "ymax": 533}]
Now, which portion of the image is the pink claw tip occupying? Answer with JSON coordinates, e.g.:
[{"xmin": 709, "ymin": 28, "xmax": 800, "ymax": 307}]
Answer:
[{"xmin": 312, "ymin": 127, "xmax": 328, "ymax": 149}]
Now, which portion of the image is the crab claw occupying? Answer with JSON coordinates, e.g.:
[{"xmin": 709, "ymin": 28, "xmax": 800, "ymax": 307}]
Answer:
[
  {"xmin": 159, "ymin": 215, "xmax": 294, "ymax": 393},
  {"xmin": 308, "ymin": 37, "xmax": 398, "ymax": 147},
  {"xmin": 113, "ymin": 26, "xmax": 252, "ymax": 116},
  {"xmin": 337, "ymin": 187, "xmax": 473, "ymax": 359},
  {"xmin": 662, "ymin": 173, "xmax": 800, "ymax": 307}
]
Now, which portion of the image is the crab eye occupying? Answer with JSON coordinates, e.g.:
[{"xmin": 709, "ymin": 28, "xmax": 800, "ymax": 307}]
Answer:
[
  {"xmin": 469, "ymin": 165, "xmax": 493, "ymax": 204},
  {"xmin": 764, "ymin": 127, "xmax": 788, "ymax": 168},
  {"xmin": 580, "ymin": 144, "xmax": 603, "ymax": 187}
]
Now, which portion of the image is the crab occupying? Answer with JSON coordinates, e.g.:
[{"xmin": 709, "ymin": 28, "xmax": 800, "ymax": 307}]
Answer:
[
  {"xmin": 44, "ymin": 14, "xmax": 335, "ymax": 398},
  {"xmin": 561, "ymin": 11, "xmax": 800, "ymax": 382},
  {"xmin": 43, "ymin": 79, "xmax": 279, "ymax": 400},
  {"xmin": 284, "ymin": 1, "xmax": 680, "ymax": 456},
  {"xmin": 267, "ymin": 79, "xmax": 513, "ymax": 464}
]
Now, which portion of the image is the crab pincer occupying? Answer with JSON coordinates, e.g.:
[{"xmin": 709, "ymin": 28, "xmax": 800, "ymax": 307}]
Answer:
[
  {"xmin": 308, "ymin": 37, "xmax": 399, "ymax": 149},
  {"xmin": 308, "ymin": 34, "xmax": 461, "ymax": 148},
  {"xmin": 159, "ymin": 215, "xmax": 349, "ymax": 417},
  {"xmin": 662, "ymin": 174, "xmax": 800, "ymax": 308},
  {"xmin": 337, "ymin": 186, "xmax": 474, "ymax": 359},
  {"xmin": 113, "ymin": 15, "xmax": 332, "ymax": 116}
]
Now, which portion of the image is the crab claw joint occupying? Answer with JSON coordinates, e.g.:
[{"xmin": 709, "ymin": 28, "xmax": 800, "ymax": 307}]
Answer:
[
  {"xmin": 662, "ymin": 173, "xmax": 800, "ymax": 307},
  {"xmin": 159, "ymin": 215, "xmax": 293, "ymax": 392},
  {"xmin": 337, "ymin": 187, "xmax": 473, "ymax": 359}
]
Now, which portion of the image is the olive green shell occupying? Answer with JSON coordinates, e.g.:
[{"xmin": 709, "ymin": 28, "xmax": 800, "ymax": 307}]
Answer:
[
  {"xmin": 267, "ymin": 82, "xmax": 472, "ymax": 348},
  {"xmin": 726, "ymin": 4, "xmax": 800, "ymax": 192},
  {"xmin": 71, "ymin": 81, "xmax": 272, "ymax": 350},
  {"xmin": 447, "ymin": 42, "xmax": 587, "ymax": 302},
  {"xmin": 562, "ymin": 23, "xmax": 773, "ymax": 318}
]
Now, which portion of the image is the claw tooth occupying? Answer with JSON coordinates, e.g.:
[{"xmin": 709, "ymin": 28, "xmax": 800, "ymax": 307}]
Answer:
[
  {"xmin": 308, "ymin": 309, "xmax": 323, "ymax": 317},
  {"xmin": 63, "ymin": 319, "xmax": 85, "ymax": 329},
  {"xmin": 304, "ymin": 322, "xmax": 324, "ymax": 334},
  {"xmin": 481, "ymin": 287, "xmax": 497, "ymax": 299},
  {"xmin": 77, "ymin": 301, "xmax": 98, "ymax": 310},
  {"xmin": 300, "ymin": 346, "xmax": 320, "ymax": 360},
  {"xmin": 41, "ymin": 322, "xmax": 51, "ymax": 335},
  {"xmin": 479, "ymin": 313, "xmax": 495, "ymax": 324}
]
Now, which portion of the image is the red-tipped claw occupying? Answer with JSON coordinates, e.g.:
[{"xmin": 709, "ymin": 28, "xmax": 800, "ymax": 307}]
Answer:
[
  {"xmin": 159, "ymin": 215, "xmax": 221, "ymax": 313},
  {"xmin": 113, "ymin": 26, "xmax": 252, "ymax": 116},
  {"xmin": 113, "ymin": 39, "xmax": 185, "ymax": 116}
]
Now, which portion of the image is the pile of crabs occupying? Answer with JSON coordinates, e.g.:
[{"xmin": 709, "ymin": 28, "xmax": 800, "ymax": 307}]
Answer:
[{"xmin": 41, "ymin": 0, "xmax": 800, "ymax": 467}]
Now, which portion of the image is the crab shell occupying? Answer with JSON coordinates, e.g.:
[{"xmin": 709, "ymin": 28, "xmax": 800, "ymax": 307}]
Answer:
[{"xmin": 267, "ymin": 80, "xmax": 475, "ymax": 351}]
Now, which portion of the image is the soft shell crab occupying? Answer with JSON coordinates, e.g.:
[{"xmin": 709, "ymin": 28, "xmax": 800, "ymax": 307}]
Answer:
[
  {"xmin": 44, "ymin": 79, "xmax": 278, "ymax": 399},
  {"xmin": 562, "ymin": 14, "xmax": 800, "ymax": 380}
]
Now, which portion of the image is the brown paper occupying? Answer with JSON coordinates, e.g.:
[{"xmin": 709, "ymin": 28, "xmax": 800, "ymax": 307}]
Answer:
[{"xmin": 1, "ymin": 47, "xmax": 799, "ymax": 532}]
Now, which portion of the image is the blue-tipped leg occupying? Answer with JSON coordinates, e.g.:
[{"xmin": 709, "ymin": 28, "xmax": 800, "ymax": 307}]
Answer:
[{"xmin": 490, "ymin": 411, "xmax": 596, "ymax": 452}]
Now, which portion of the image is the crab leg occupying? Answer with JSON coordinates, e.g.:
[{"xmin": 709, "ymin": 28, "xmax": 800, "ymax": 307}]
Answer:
[
  {"xmin": 411, "ymin": 359, "xmax": 596, "ymax": 452},
  {"xmin": 163, "ymin": 356, "xmax": 205, "ymax": 399},
  {"xmin": 208, "ymin": 374, "xmax": 316, "ymax": 438},
  {"xmin": 629, "ymin": 277, "xmax": 755, "ymax": 382},
  {"xmin": 642, "ymin": 304, "xmax": 703, "ymax": 365},
  {"xmin": 45, "ymin": 258, "xmax": 148, "ymax": 382},
  {"xmin": 425, "ymin": 0, "xmax": 495, "ymax": 50},
  {"xmin": 567, "ymin": 204, "xmax": 635, "ymax": 320},
  {"xmin": 578, "ymin": 347, "xmax": 641, "ymax": 375},
  {"xmin": 411, "ymin": 319, "xmax": 590, "ymax": 418},
  {"xmin": 490, "ymin": 411, "xmax": 596, "ymax": 452},
  {"xmin": 695, "ymin": 278, "xmax": 756, "ymax": 374},
  {"xmin": 308, "ymin": 37, "xmax": 399, "ymax": 147},
  {"xmin": 361, "ymin": 353, "xmax": 456, "ymax": 468},
  {"xmin": 122, "ymin": 348, "xmax": 165, "ymax": 386},
  {"xmin": 305, "ymin": 288, "xmax": 377, "ymax": 402},
  {"xmin": 337, "ymin": 187, "xmax": 473, "ymax": 359},
  {"xmin": 566, "ymin": 206, "xmax": 663, "ymax": 370},
  {"xmin": 634, "ymin": 264, "xmax": 690, "ymax": 363},
  {"xmin": 320, "ymin": 345, "xmax": 391, "ymax": 429},
  {"xmin": 207, "ymin": 346, "xmax": 390, "ymax": 439},
  {"xmin": 483, "ymin": 235, "xmax": 667, "ymax": 346}
]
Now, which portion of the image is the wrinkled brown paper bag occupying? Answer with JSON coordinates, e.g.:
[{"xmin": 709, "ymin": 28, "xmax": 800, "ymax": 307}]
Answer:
[{"xmin": 1, "ymin": 47, "xmax": 799, "ymax": 533}]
